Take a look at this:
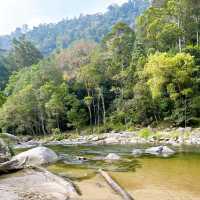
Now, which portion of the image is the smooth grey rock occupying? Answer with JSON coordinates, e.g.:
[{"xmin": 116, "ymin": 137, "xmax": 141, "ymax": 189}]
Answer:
[
  {"xmin": 145, "ymin": 146, "xmax": 175, "ymax": 157},
  {"xmin": 161, "ymin": 146, "xmax": 175, "ymax": 154},
  {"xmin": 105, "ymin": 153, "xmax": 121, "ymax": 160},
  {"xmin": 0, "ymin": 169, "xmax": 78, "ymax": 200},
  {"xmin": 12, "ymin": 147, "xmax": 58, "ymax": 166}
]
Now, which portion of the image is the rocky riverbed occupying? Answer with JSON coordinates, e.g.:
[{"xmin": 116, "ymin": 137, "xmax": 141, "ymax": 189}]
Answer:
[
  {"xmin": 47, "ymin": 127, "xmax": 200, "ymax": 146},
  {"xmin": 15, "ymin": 127, "xmax": 200, "ymax": 149}
]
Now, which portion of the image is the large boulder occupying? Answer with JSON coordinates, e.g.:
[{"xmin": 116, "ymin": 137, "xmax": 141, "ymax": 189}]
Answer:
[
  {"xmin": 11, "ymin": 147, "xmax": 58, "ymax": 166},
  {"xmin": 105, "ymin": 153, "xmax": 121, "ymax": 161},
  {"xmin": 0, "ymin": 169, "xmax": 78, "ymax": 200},
  {"xmin": 145, "ymin": 146, "xmax": 175, "ymax": 157}
]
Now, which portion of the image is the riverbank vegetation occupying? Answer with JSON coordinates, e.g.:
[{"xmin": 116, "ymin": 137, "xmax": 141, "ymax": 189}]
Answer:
[{"xmin": 0, "ymin": 0, "xmax": 199, "ymax": 136}]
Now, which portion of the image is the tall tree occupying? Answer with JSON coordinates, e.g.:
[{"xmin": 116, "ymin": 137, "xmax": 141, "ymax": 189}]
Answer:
[
  {"xmin": 144, "ymin": 52, "xmax": 199, "ymax": 126},
  {"xmin": 7, "ymin": 36, "xmax": 43, "ymax": 72}
]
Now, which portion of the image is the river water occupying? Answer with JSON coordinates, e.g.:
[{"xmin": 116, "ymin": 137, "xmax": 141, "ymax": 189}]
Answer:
[{"xmin": 46, "ymin": 144, "xmax": 200, "ymax": 200}]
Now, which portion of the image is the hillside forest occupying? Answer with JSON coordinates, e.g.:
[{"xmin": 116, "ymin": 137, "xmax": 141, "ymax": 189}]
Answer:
[{"xmin": 0, "ymin": 0, "xmax": 199, "ymax": 135}]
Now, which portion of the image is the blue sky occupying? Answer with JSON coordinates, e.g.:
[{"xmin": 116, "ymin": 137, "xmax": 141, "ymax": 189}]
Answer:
[{"xmin": 0, "ymin": 0, "xmax": 127, "ymax": 35}]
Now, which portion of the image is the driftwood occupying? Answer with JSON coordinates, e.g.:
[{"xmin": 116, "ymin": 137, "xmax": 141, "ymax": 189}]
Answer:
[{"xmin": 99, "ymin": 169, "xmax": 134, "ymax": 200}]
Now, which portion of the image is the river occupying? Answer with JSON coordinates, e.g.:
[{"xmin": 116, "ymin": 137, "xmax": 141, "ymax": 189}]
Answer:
[{"xmin": 44, "ymin": 144, "xmax": 200, "ymax": 200}]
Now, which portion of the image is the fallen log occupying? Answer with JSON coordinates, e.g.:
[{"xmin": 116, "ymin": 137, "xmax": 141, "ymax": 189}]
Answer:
[{"xmin": 99, "ymin": 169, "xmax": 134, "ymax": 200}]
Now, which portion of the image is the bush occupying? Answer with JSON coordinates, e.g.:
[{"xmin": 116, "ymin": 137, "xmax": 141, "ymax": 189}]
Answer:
[
  {"xmin": 139, "ymin": 128, "xmax": 153, "ymax": 139},
  {"xmin": 52, "ymin": 128, "xmax": 61, "ymax": 135},
  {"xmin": 52, "ymin": 134, "xmax": 66, "ymax": 141},
  {"xmin": 171, "ymin": 131, "xmax": 179, "ymax": 139}
]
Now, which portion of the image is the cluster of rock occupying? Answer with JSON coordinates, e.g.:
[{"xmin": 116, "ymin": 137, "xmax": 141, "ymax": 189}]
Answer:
[
  {"xmin": 103, "ymin": 146, "xmax": 175, "ymax": 161},
  {"xmin": 38, "ymin": 127, "xmax": 200, "ymax": 147},
  {"xmin": 0, "ymin": 146, "xmax": 79, "ymax": 200},
  {"xmin": 132, "ymin": 146, "xmax": 175, "ymax": 157}
]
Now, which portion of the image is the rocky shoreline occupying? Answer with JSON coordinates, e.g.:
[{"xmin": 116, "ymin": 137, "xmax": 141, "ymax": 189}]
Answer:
[
  {"xmin": 14, "ymin": 127, "xmax": 200, "ymax": 149},
  {"xmin": 47, "ymin": 127, "xmax": 200, "ymax": 146}
]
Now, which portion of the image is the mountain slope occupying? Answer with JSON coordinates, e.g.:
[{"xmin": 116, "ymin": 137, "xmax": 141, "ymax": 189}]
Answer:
[{"xmin": 0, "ymin": 0, "xmax": 149, "ymax": 55}]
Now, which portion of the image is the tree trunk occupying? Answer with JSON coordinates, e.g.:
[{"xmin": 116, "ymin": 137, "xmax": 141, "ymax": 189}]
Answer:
[
  {"xmin": 88, "ymin": 106, "xmax": 92, "ymax": 127},
  {"xmin": 97, "ymin": 95, "xmax": 100, "ymax": 133},
  {"xmin": 100, "ymin": 89, "xmax": 106, "ymax": 125},
  {"xmin": 178, "ymin": 18, "xmax": 182, "ymax": 52},
  {"xmin": 99, "ymin": 169, "xmax": 134, "ymax": 200},
  {"xmin": 196, "ymin": 17, "xmax": 199, "ymax": 46},
  {"xmin": 40, "ymin": 113, "xmax": 47, "ymax": 135},
  {"xmin": 184, "ymin": 97, "xmax": 187, "ymax": 128}
]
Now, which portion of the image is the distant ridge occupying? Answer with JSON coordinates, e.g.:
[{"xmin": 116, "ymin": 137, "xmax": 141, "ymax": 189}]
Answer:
[{"xmin": 0, "ymin": 0, "xmax": 149, "ymax": 55}]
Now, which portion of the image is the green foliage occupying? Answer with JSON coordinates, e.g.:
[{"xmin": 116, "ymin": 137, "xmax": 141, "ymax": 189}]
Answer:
[
  {"xmin": 144, "ymin": 52, "xmax": 194, "ymax": 99},
  {"xmin": 67, "ymin": 96, "xmax": 88, "ymax": 132},
  {"xmin": 0, "ymin": 58, "xmax": 80, "ymax": 135},
  {"xmin": 7, "ymin": 37, "xmax": 43, "ymax": 72},
  {"xmin": 51, "ymin": 129, "xmax": 66, "ymax": 141},
  {"xmin": 0, "ymin": 57, "xmax": 9, "ymax": 90},
  {"xmin": 52, "ymin": 128, "xmax": 62, "ymax": 136},
  {"xmin": 139, "ymin": 128, "xmax": 153, "ymax": 139},
  {"xmin": 183, "ymin": 45, "xmax": 200, "ymax": 65},
  {"xmin": 137, "ymin": 0, "xmax": 200, "ymax": 51},
  {"xmin": 144, "ymin": 52, "xmax": 199, "ymax": 125},
  {"xmin": 0, "ymin": 92, "xmax": 6, "ymax": 107}
]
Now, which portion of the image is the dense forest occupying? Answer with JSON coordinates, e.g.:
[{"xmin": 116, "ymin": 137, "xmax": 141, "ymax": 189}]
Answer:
[
  {"xmin": 0, "ymin": 0, "xmax": 149, "ymax": 55},
  {"xmin": 0, "ymin": 0, "xmax": 199, "ymax": 135}
]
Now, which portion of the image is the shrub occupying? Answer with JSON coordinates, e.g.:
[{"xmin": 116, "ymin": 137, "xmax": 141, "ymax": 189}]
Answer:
[
  {"xmin": 52, "ymin": 128, "xmax": 61, "ymax": 135},
  {"xmin": 139, "ymin": 128, "xmax": 153, "ymax": 139}
]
